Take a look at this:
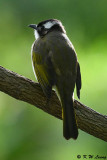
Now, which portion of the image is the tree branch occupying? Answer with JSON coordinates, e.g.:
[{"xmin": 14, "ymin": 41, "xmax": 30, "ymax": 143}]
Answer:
[{"xmin": 0, "ymin": 66, "xmax": 107, "ymax": 141}]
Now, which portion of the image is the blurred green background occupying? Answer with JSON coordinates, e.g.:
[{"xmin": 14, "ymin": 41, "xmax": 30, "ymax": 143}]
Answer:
[{"xmin": 0, "ymin": 0, "xmax": 107, "ymax": 159}]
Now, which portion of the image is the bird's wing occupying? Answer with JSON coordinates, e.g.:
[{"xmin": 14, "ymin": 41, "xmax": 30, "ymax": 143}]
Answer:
[
  {"xmin": 32, "ymin": 50, "xmax": 54, "ymax": 98},
  {"xmin": 76, "ymin": 62, "xmax": 82, "ymax": 99}
]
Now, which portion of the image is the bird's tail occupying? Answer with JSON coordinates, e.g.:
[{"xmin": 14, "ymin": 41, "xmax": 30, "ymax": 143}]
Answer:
[{"xmin": 62, "ymin": 98, "xmax": 78, "ymax": 140}]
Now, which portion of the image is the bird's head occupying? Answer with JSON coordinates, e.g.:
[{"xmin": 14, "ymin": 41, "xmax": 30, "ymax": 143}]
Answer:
[{"xmin": 29, "ymin": 19, "xmax": 66, "ymax": 39}]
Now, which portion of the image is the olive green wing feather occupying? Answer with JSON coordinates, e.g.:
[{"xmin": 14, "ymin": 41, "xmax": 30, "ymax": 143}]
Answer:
[{"xmin": 32, "ymin": 51, "xmax": 53, "ymax": 98}]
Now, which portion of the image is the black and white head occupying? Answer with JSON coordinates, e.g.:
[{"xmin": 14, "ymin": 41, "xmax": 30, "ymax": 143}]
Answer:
[{"xmin": 29, "ymin": 19, "xmax": 66, "ymax": 39}]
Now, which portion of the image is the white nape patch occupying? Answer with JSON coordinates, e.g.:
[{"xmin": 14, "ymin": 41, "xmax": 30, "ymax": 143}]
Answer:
[
  {"xmin": 34, "ymin": 30, "xmax": 40, "ymax": 40},
  {"xmin": 44, "ymin": 21, "xmax": 60, "ymax": 29}
]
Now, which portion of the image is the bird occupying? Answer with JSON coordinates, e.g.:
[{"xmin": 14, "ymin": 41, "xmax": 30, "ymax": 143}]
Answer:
[{"xmin": 29, "ymin": 19, "xmax": 82, "ymax": 140}]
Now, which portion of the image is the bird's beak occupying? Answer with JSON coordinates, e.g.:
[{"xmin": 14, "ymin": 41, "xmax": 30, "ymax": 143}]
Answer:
[{"xmin": 28, "ymin": 24, "xmax": 37, "ymax": 30}]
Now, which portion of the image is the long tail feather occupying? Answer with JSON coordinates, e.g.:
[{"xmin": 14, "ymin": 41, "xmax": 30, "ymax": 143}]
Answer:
[{"xmin": 62, "ymin": 99, "xmax": 78, "ymax": 140}]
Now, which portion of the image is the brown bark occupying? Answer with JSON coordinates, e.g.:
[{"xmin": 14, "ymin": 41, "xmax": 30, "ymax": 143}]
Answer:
[{"xmin": 0, "ymin": 66, "xmax": 107, "ymax": 141}]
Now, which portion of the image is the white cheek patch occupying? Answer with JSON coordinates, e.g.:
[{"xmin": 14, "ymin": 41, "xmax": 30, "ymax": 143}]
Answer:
[{"xmin": 34, "ymin": 30, "xmax": 40, "ymax": 40}]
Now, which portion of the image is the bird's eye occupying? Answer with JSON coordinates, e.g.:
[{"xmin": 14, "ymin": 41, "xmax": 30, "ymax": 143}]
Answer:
[
  {"xmin": 41, "ymin": 26, "xmax": 45, "ymax": 30},
  {"xmin": 37, "ymin": 27, "xmax": 41, "ymax": 32},
  {"xmin": 38, "ymin": 26, "xmax": 44, "ymax": 32},
  {"xmin": 37, "ymin": 25, "xmax": 47, "ymax": 36}
]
